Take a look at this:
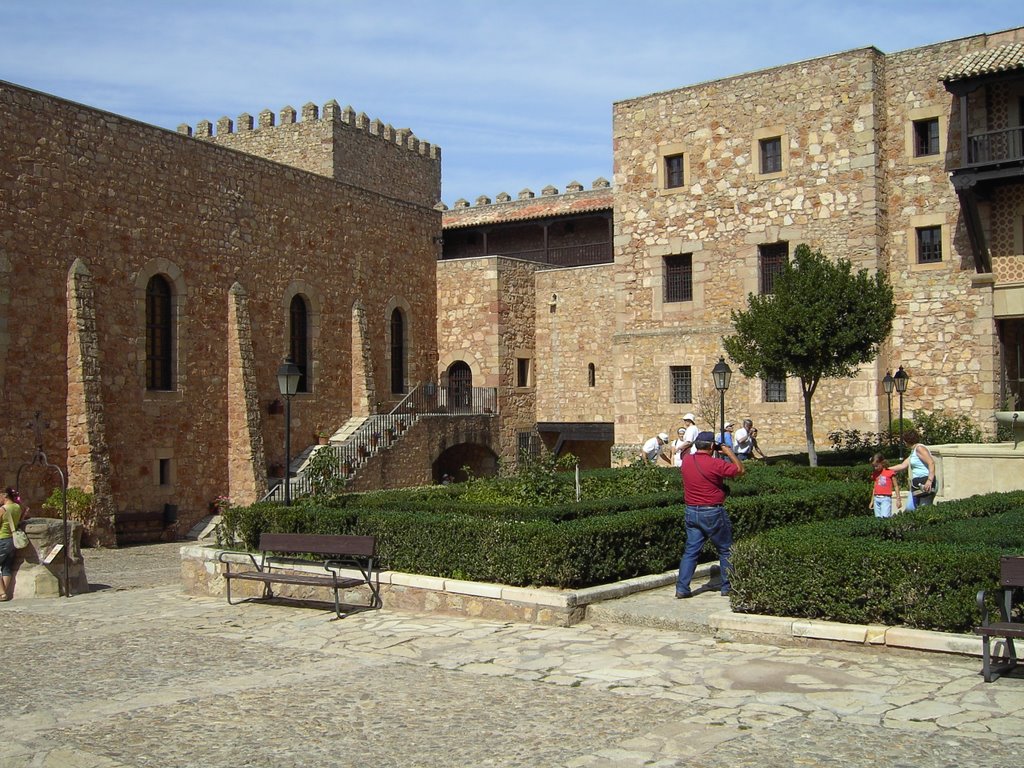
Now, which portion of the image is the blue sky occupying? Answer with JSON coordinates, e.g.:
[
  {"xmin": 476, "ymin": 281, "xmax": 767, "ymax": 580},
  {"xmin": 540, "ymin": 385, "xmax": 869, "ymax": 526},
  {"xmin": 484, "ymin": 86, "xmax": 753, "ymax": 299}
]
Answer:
[{"xmin": 2, "ymin": 1, "xmax": 1022, "ymax": 206}]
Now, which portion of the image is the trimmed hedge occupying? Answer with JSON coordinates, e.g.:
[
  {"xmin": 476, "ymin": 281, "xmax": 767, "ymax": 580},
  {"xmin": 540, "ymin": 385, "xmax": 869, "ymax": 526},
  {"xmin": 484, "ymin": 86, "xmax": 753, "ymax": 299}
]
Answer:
[
  {"xmin": 219, "ymin": 470, "xmax": 866, "ymax": 588},
  {"xmin": 731, "ymin": 491, "xmax": 1024, "ymax": 632}
]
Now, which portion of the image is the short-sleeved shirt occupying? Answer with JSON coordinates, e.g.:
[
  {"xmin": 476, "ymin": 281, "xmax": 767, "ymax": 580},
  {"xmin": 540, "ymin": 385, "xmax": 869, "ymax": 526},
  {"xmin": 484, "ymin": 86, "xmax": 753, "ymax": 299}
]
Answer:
[
  {"xmin": 681, "ymin": 452, "xmax": 740, "ymax": 505},
  {"xmin": 642, "ymin": 436, "xmax": 662, "ymax": 461},
  {"xmin": 871, "ymin": 468, "xmax": 896, "ymax": 497}
]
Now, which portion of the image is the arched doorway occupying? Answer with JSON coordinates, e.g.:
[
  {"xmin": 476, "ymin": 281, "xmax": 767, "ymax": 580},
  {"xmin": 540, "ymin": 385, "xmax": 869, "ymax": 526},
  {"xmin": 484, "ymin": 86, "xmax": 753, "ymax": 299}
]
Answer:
[{"xmin": 447, "ymin": 361, "xmax": 472, "ymax": 413}]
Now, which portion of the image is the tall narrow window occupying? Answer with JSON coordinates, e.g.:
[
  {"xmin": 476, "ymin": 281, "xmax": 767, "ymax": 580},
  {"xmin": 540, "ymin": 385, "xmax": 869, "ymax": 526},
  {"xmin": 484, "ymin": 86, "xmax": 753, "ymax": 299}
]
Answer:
[
  {"xmin": 390, "ymin": 308, "xmax": 405, "ymax": 394},
  {"xmin": 670, "ymin": 366, "xmax": 692, "ymax": 404},
  {"xmin": 665, "ymin": 154, "xmax": 685, "ymax": 188},
  {"xmin": 916, "ymin": 226, "xmax": 942, "ymax": 264},
  {"xmin": 588, "ymin": 363, "xmax": 596, "ymax": 387},
  {"xmin": 759, "ymin": 136, "xmax": 783, "ymax": 174},
  {"xmin": 664, "ymin": 254, "xmax": 693, "ymax": 302},
  {"xmin": 516, "ymin": 357, "xmax": 531, "ymax": 388},
  {"xmin": 289, "ymin": 295, "xmax": 310, "ymax": 393},
  {"xmin": 759, "ymin": 242, "xmax": 788, "ymax": 294},
  {"xmin": 913, "ymin": 118, "xmax": 940, "ymax": 157},
  {"xmin": 146, "ymin": 275, "xmax": 174, "ymax": 390}
]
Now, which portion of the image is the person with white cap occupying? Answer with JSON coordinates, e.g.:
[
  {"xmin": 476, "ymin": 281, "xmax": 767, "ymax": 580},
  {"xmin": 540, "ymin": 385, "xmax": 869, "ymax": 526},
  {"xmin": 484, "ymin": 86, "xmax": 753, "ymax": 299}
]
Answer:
[
  {"xmin": 641, "ymin": 432, "xmax": 670, "ymax": 464},
  {"xmin": 671, "ymin": 413, "xmax": 699, "ymax": 466}
]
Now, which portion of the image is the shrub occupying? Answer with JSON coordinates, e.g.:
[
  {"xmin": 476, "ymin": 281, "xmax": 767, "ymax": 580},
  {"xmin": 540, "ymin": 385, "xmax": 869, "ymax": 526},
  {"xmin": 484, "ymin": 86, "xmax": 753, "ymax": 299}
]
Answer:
[
  {"xmin": 731, "ymin": 491, "xmax": 1024, "ymax": 632},
  {"xmin": 911, "ymin": 409, "xmax": 983, "ymax": 445},
  {"xmin": 41, "ymin": 487, "xmax": 106, "ymax": 534}
]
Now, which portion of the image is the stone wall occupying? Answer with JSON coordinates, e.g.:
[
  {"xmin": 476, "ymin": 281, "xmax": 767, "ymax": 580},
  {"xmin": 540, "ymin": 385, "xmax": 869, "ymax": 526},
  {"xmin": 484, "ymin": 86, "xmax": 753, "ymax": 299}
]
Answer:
[
  {"xmin": 0, "ymin": 81, "xmax": 438, "ymax": 531},
  {"xmin": 534, "ymin": 264, "xmax": 616, "ymax": 423}
]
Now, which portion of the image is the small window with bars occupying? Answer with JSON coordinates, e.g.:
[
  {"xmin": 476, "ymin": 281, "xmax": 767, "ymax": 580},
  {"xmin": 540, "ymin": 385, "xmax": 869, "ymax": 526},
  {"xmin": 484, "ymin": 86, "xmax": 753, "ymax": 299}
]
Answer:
[
  {"xmin": 759, "ymin": 242, "xmax": 788, "ymax": 294},
  {"xmin": 913, "ymin": 118, "xmax": 939, "ymax": 157},
  {"xmin": 759, "ymin": 136, "xmax": 782, "ymax": 174},
  {"xmin": 517, "ymin": 431, "xmax": 539, "ymax": 460},
  {"xmin": 665, "ymin": 154, "xmax": 684, "ymax": 188},
  {"xmin": 764, "ymin": 376, "xmax": 787, "ymax": 403},
  {"xmin": 664, "ymin": 254, "xmax": 693, "ymax": 302},
  {"xmin": 916, "ymin": 226, "xmax": 942, "ymax": 264},
  {"xmin": 670, "ymin": 366, "xmax": 692, "ymax": 404}
]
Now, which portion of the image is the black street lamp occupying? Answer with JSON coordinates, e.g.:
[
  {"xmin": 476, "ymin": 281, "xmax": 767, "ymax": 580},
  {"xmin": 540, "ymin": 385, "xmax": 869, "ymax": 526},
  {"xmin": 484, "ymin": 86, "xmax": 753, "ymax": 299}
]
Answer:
[
  {"xmin": 711, "ymin": 356, "xmax": 732, "ymax": 448},
  {"xmin": 893, "ymin": 365, "xmax": 909, "ymax": 458},
  {"xmin": 882, "ymin": 370, "xmax": 894, "ymax": 449},
  {"xmin": 276, "ymin": 356, "xmax": 301, "ymax": 506}
]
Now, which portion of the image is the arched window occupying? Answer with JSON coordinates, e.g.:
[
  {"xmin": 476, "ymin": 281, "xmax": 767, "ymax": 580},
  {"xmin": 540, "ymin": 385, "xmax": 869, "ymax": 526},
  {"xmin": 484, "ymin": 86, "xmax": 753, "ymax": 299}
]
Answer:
[
  {"xmin": 447, "ymin": 361, "xmax": 472, "ymax": 413},
  {"xmin": 146, "ymin": 275, "xmax": 174, "ymax": 390},
  {"xmin": 289, "ymin": 295, "xmax": 310, "ymax": 393},
  {"xmin": 588, "ymin": 362, "xmax": 596, "ymax": 387},
  {"xmin": 390, "ymin": 308, "xmax": 405, "ymax": 394}
]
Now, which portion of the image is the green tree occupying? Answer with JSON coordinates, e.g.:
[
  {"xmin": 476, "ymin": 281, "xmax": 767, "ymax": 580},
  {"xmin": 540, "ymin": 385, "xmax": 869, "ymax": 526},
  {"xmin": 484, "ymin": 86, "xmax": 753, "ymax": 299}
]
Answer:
[{"xmin": 723, "ymin": 244, "xmax": 895, "ymax": 466}]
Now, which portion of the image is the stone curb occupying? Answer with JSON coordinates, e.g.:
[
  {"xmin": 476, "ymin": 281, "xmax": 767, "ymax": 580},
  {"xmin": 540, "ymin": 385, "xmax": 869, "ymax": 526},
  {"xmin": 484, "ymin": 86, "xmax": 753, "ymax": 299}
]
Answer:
[{"xmin": 181, "ymin": 546, "xmax": 980, "ymax": 656}]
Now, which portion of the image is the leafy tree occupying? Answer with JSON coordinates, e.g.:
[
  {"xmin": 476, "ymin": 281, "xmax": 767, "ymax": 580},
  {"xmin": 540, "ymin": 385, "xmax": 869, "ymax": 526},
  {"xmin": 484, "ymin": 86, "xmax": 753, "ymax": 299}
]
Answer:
[{"xmin": 723, "ymin": 244, "xmax": 895, "ymax": 466}]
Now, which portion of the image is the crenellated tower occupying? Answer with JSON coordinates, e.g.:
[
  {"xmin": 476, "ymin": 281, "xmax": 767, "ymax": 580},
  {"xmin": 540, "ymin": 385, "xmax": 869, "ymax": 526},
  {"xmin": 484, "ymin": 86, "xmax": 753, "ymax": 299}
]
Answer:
[{"xmin": 178, "ymin": 100, "xmax": 441, "ymax": 209}]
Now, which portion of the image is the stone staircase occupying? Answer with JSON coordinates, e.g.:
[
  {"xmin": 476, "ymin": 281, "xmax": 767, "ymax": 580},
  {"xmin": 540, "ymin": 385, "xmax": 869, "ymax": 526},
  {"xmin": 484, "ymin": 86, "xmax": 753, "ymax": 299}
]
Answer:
[{"xmin": 266, "ymin": 414, "xmax": 416, "ymax": 502}]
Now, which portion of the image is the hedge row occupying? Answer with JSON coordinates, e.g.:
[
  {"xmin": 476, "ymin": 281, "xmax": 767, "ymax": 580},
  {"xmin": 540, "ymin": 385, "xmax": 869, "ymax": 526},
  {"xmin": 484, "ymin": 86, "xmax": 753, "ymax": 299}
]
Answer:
[
  {"xmin": 218, "ymin": 477, "xmax": 866, "ymax": 588},
  {"xmin": 730, "ymin": 491, "xmax": 1024, "ymax": 632}
]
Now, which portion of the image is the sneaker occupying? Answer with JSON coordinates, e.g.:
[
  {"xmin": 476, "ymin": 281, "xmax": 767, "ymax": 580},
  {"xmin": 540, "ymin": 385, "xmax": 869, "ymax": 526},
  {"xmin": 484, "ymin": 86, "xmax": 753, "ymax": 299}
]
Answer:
[{"xmin": 674, "ymin": 591, "xmax": 691, "ymax": 599}]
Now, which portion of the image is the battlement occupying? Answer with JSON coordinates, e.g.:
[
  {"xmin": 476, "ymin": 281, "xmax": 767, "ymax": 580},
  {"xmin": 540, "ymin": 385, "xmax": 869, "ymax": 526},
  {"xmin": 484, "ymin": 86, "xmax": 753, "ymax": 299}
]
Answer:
[
  {"xmin": 441, "ymin": 177, "xmax": 611, "ymax": 211},
  {"xmin": 177, "ymin": 99, "xmax": 440, "ymax": 161}
]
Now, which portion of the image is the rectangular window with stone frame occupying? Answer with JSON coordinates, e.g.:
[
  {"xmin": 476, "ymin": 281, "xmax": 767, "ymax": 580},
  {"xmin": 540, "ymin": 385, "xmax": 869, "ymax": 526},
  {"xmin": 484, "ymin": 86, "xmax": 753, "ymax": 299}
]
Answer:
[
  {"xmin": 670, "ymin": 365, "xmax": 692, "ymax": 404},
  {"xmin": 759, "ymin": 136, "xmax": 783, "ymax": 174},
  {"xmin": 664, "ymin": 254, "xmax": 693, "ymax": 302},
  {"xmin": 764, "ymin": 375, "xmax": 787, "ymax": 403},
  {"xmin": 759, "ymin": 242, "xmax": 788, "ymax": 294},
  {"xmin": 916, "ymin": 226, "xmax": 942, "ymax": 264},
  {"xmin": 665, "ymin": 154, "xmax": 685, "ymax": 188}
]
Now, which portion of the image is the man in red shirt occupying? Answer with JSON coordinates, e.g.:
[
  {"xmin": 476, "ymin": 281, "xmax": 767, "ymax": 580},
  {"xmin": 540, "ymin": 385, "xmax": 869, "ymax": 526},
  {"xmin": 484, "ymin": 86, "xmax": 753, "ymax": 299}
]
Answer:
[{"xmin": 676, "ymin": 431, "xmax": 744, "ymax": 598}]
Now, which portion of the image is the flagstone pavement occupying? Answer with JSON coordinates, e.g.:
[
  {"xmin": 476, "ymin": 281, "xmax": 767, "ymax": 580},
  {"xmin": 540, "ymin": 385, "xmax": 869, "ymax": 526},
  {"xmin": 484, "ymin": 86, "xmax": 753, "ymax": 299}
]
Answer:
[{"xmin": 0, "ymin": 542, "xmax": 1020, "ymax": 767}]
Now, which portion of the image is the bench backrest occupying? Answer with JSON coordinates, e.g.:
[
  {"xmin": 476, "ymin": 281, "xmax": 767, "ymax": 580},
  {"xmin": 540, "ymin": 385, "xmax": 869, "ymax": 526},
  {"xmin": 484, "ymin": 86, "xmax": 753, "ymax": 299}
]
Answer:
[
  {"xmin": 258, "ymin": 533, "xmax": 376, "ymax": 559},
  {"xmin": 1001, "ymin": 555, "xmax": 1024, "ymax": 588}
]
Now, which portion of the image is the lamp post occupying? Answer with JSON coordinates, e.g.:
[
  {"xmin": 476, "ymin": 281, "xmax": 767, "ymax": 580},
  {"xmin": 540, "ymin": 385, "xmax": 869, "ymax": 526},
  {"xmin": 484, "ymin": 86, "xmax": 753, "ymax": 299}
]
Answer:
[
  {"xmin": 711, "ymin": 356, "xmax": 733, "ymax": 449},
  {"xmin": 276, "ymin": 356, "xmax": 301, "ymax": 506},
  {"xmin": 882, "ymin": 370, "xmax": 894, "ymax": 450},
  {"xmin": 893, "ymin": 365, "xmax": 909, "ymax": 458}
]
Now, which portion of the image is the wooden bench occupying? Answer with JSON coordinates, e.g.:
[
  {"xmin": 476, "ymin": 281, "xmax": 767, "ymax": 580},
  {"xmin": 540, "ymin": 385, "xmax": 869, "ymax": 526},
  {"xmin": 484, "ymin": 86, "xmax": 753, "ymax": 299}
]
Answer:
[
  {"xmin": 975, "ymin": 555, "xmax": 1024, "ymax": 682},
  {"xmin": 219, "ymin": 533, "xmax": 381, "ymax": 619}
]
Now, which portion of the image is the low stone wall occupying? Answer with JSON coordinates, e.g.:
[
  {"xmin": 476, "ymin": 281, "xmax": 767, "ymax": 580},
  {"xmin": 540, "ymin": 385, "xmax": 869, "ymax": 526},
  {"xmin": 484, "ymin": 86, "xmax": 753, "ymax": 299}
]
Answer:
[
  {"xmin": 931, "ymin": 441, "xmax": 1024, "ymax": 501},
  {"xmin": 182, "ymin": 544, "xmax": 673, "ymax": 626}
]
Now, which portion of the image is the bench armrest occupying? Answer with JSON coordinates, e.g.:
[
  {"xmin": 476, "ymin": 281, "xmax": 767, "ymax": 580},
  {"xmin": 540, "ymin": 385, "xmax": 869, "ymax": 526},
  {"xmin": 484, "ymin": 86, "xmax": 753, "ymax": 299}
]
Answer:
[
  {"xmin": 977, "ymin": 588, "xmax": 989, "ymax": 627},
  {"xmin": 218, "ymin": 550, "xmax": 260, "ymax": 571}
]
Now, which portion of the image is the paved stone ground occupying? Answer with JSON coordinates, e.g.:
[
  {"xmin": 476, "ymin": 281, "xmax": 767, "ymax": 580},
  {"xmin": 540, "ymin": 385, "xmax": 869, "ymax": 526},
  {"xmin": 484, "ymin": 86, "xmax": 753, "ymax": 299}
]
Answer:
[{"xmin": 0, "ymin": 544, "xmax": 1021, "ymax": 767}]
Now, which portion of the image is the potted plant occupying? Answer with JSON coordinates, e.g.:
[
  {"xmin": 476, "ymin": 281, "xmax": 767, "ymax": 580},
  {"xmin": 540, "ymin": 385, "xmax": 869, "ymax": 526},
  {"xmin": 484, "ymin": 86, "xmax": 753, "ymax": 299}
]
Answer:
[
  {"xmin": 370, "ymin": 432, "xmax": 381, "ymax": 448},
  {"xmin": 315, "ymin": 425, "xmax": 331, "ymax": 445},
  {"xmin": 358, "ymin": 444, "xmax": 368, "ymax": 458},
  {"xmin": 384, "ymin": 427, "xmax": 395, "ymax": 444}
]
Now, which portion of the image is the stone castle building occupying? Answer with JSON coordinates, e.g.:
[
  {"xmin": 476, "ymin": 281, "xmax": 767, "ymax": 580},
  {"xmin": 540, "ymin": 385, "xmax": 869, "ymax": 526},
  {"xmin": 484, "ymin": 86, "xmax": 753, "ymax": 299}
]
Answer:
[
  {"xmin": 2, "ymin": 25, "xmax": 1023, "ymax": 537},
  {"xmin": 443, "ymin": 26, "xmax": 1024, "ymax": 462}
]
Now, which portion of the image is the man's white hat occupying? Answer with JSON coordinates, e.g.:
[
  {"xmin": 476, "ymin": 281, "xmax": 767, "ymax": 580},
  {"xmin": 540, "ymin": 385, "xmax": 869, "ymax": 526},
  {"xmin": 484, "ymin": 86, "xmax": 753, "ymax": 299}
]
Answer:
[
  {"xmin": 658, "ymin": 432, "xmax": 669, "ymax": 442},
  {"xmin": 683, "ymin": 413, "xmax": 696, "ymax": 423}
]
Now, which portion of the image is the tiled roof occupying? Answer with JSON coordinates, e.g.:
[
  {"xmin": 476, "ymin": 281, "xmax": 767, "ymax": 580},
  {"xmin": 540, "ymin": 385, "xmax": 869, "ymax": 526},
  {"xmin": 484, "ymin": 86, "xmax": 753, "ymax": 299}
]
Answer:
[
  {"xmin": 941, "ymin": 42, "xmax": 1024, "ymax": 82},
  {"xmin": 442, "ymin": 187, "xmax": 613, "ymax": 229}
]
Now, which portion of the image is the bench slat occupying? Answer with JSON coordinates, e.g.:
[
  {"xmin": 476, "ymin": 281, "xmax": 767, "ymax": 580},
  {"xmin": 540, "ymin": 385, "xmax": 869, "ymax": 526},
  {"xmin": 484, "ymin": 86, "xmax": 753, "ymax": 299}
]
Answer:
[
  {"xmin": 975, "ymin": 622, "xmax": 1024, "ymax": 639},
  {"xmin": 259, "ymin": 533, "xmax": 375, "ymax": 558}
]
